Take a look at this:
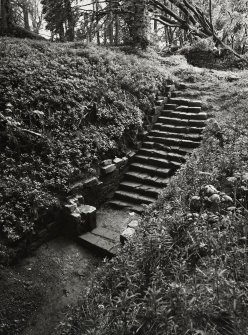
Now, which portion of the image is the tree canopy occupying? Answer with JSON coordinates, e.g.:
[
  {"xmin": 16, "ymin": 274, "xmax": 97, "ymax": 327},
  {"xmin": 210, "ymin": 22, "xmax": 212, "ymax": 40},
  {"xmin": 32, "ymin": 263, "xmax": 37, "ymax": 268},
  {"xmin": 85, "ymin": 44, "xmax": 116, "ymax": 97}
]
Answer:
[{"xmin": 1, "ymin": 0, "xmax": 248, "ymax": 55}]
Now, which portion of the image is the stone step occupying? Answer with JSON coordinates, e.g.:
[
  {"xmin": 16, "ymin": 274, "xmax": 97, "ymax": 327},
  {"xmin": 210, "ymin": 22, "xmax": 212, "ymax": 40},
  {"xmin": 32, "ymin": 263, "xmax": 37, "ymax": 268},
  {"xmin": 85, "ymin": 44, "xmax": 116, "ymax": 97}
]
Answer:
[
  {"xmin": 142, "ymin": 141, "xmax": 193, "ymax": 156},
  {"xmin": 153, "ymin": 123, "xmax": 204, "ymax": 134},
  {"xmin": 125, "ymin": 171, "xmax": 169, "ymax": 188},
  {"xmin": 142, "ymin": 141, "xmax": 155, "ymax": 149},
  {"xmin": 169, "ymin": 98, "xmax": 202, "ymax": 108},
  {"xmin": 108, "ymin": 199, "xmax": 144, "ymax": 213},
  {"xmin": 78, "ymin": 227, "xmax": 119, "ymax": 256},
  {"xmin": 155, "ymin": 99, "xmax": 166, "ymax": 106},
  {"xmin": 176, "ymin": 106, "xmax": 202, "ymax": 113},
  {"xmin": 160, "ymin": 110, "xmax": 207, "ymax": 120},
  {"xmin": 138, "ymin": 148, "xmax": 186, "ymax": 163},
  {"xmin": 176, "ymin": 82, "xmax": 196, "ymax": 90},
  {"xmin": 130, "ymin": 162, "xmax": 172, "ymax": 178},
  {"xmin": 150, "ymin": 130, "xmax": 202, "ymax": 142},
  {"xmin": 155, "ymin": 142, "xmax": 194, "ymax": 154},
  {"xmin": 164, "ymin": 104, "xmax": 178, "ymax": 110},
  {"xmin": 119, "ymin": 180, "xmax": 161, "ymax": 198},
  {"xmin": 172, "ymin": 90, "xmax": 185, "ymax": 96},
  {"xmin": 114, "ymin": 190, "xmax": 156, "ymax": 205},
  {"xmin": 146, "ymin": 136, "xmax": 200, "ymax": 149},
  {"xmin": 157, "ymin": 116, "xmax": 206, "ymax": 128},
  {"xmin": 165, "ymin": 84, "xmax": 176, "ymax": 93},
  {"xmin": 134, "ymin": 155, "xmax": 181, "ymax": 169}
]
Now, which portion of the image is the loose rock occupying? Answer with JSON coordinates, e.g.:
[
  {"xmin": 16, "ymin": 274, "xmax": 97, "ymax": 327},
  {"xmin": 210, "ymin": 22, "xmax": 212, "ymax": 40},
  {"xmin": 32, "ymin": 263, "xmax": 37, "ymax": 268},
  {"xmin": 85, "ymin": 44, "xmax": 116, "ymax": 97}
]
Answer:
[
  {"xmin": 120, "ymin": 227, "xmax": 136, "ymax": 244},
  {"xmin": 101, "ymin": 164, "xmax": 116, "ymax": 175}
]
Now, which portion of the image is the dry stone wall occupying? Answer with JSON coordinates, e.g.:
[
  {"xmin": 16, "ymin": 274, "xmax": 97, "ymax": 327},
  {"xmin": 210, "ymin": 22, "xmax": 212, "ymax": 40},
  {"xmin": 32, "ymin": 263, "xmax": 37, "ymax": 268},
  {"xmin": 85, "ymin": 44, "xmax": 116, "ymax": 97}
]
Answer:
[
  {"xmin": 62, "ymin": 90, "xmax": 171, "ymax": 236},
  {"xmin": 21, "ymin": 86, "xmax": 173, "ymax": 251}
]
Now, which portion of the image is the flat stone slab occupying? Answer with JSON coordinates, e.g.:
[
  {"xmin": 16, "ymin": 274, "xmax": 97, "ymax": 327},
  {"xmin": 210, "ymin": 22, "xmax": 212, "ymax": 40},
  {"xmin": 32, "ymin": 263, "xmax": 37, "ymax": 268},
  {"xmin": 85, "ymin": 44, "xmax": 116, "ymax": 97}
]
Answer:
[
  {"xmin": 69, "ymin": 177, "xmax": 99, "ymax": 193},
  {"xmin": 102, "ymin": 159, "xmax": 112, "ymax": 166},
  {"xmin": 113, "ymin": 157, "xmax": 123, "ymax": 167},
  {"xmin": 108, "ymin": 200, "xmax": 144, "ymax": 213},
  {"xmin": 78, "ymin": 232, "xmax": 118, "ymax": 256},
  {"xmin": 101, "ymin": 164, "xmax": 116, "ymax": 175},
  {"xmin": 77, "ymin": 205, "xmax": 97, "ymax": 231},
  {"xmin": 64, "ymin": 203, "xmax": 77, "ymax": 213},
  {"xmin": 120, "ymin": 227, "xmax": 136, "ymax": 244},
  {"xmin": 78, "ymin": 205, "xmax": 96, "ymax": 214},
  {"xmin": 91, "ymin": 227, "xmax": 119, "ymax": 242},
  {"xmin": 128, "ymin": 220, "xmax": 139, "ymax": 229},
  {"xmin": 127, "ymin": 151, "xmax": 136, "ymax": 158},
  {"xmin": 83, "ymin": 177, "xmax": 99, "ymax": 187}
]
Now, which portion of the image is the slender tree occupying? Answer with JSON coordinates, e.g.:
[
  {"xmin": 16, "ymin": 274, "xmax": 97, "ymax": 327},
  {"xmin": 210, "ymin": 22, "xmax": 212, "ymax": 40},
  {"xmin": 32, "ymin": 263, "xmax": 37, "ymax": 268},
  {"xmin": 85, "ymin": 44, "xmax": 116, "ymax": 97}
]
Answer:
[
  {"xmin": 0, "ymin": 0, "xmax": 43, "ymax": 38},
  {"xmin": 41, "ymin": 0, "xmax": 79, "ymax": 41},
  {"xmin": 0, "ymin": 0, "xmax": 11, "ymax": 33}
]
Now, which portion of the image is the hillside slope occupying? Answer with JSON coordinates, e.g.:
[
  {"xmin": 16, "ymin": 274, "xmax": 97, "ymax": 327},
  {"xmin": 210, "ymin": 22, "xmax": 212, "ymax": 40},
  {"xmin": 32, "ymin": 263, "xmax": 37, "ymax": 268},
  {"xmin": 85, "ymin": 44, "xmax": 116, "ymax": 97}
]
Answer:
[
  {"xmin": 0, "ymin": 38, "xmax": 171, "ymax": 259},
  {"xmin": 1, "ymin": 38, "xmax": 248, "ymax": 335},
  {"xmin": 55, "ymin": 55, "xmax": 248, "ymax": 335}
]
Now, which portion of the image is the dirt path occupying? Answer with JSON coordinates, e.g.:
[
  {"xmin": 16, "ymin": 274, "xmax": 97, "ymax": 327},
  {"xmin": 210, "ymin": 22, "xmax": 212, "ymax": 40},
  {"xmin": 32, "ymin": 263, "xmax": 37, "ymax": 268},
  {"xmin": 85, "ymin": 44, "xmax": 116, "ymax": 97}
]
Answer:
[
  {"xmin": 0, "ymin": 237, "xmax": 101, "ymax": 335},
  {"xmin": 0, "ymin": 207, "xmax": 135, "ymax": 335}
]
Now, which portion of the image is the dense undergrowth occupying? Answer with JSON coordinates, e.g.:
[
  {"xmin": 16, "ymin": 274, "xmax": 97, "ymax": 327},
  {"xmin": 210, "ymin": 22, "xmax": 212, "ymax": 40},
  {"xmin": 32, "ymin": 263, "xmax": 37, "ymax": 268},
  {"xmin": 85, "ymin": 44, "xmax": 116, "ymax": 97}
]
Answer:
[
  {"xmin": 55, "ymin": 70, "xmax": 248, "ymax": 334},
  {"xmin": 179, "ymin": 38, "xmax": 248, "ymax": 70},
  {"xmin": 0, "ymin": 38, "xmax": 170, "ymax": 259},
  {"xmin": 1, "ymin": 38, "xmax": 248, "ymax": 334}
]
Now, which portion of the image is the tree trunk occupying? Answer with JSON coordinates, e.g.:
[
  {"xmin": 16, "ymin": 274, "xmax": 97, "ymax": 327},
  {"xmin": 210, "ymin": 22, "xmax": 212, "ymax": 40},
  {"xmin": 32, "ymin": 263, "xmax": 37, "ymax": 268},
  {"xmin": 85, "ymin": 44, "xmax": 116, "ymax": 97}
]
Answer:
[
  {"xmin": 108, "ymin": 12, "xmax": 113, "ymax": 45},
  {"xmin": 0, "ymin": 0, "xmax": 10, "ymax": 34},
  {"xmin": 0, "ymin": 0, "xmax": 44, "ymax": 39},
  {"xmin": 115, "ymin": 14, "xmax": 119, "ymax": 45},
  {"xmin": 59, "ymin": 23, "xmax": 65, "ymax": 42},
  {"xmin": 22, "ymin": 5, "xmax": 30, "ymax": 31},
  {"xmin": 127, "ymin": 0, "xmax": 150, "ymax": 49},
  {"xmin": 96, "ymin": 0, "xmax": 100, "ymax": 45},
  {"xmin": 154, "ymin": 18, "xmax": 158, "ymax": 33},
  {"xmin": 65, "ymin": 0, "xmax": 75, "ymax": 41}
]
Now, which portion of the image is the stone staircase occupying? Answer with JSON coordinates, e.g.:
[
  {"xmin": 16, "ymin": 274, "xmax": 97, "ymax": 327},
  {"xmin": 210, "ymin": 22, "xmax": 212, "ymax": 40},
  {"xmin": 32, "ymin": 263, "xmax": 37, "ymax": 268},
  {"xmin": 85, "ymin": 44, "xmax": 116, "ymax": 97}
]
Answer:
[
  {"xmin": 78, "ymin": 227, "xmax": 119, "ymax": 256},
  {"xmin": 109, "ymin": 96, "xmax": 207, "ymax": 213},
  {"xmin": 77, "ymin": 210, "xmax": 140, "ymax": 257}
]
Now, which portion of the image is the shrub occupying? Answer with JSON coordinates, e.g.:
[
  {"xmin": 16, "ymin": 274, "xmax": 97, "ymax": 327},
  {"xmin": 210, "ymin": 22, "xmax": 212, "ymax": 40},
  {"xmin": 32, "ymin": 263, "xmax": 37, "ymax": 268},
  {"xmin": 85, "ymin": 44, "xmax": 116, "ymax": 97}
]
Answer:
[
  {"xmin": 56, "ymin": 109, "xmax": 248, "ymax": 335},
  {"xmin": 0, "ymin": 38, "xmax": 170, "ymax": 254}
]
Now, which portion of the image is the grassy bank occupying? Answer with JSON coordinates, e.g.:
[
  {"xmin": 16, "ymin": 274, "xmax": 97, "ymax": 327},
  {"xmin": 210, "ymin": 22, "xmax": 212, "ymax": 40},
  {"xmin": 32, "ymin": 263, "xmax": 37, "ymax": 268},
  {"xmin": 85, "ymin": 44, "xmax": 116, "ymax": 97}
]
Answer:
[
  {"xmin": 0, "ymin": 38, "xmax": 171, "ymax": 260},
  {"xmin": 55, "ymin": 60, "xmax": 248, "ymax": 334},
  {"xmin": 1, "ymin": 38, "xmax": 248, "ymax": 334}
]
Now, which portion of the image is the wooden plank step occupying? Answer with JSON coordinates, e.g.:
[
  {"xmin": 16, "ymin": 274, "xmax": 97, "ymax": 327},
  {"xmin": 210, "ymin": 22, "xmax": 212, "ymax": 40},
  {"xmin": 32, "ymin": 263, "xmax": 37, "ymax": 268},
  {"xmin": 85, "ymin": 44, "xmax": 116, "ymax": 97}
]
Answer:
[
  {"xmin": 114, "ymin": 190, "xmax": 156, "ymax": 205},
  {"xmin": 130, "ymin": 162, "xmax": 172, "ymax": 178},
  {"xmin": 125, "ymin": 171, "xmax": 170, "ymax": 187},
  {"xmin": 108, "ymin": 200, "xmax": 144, "ymax": 213}
]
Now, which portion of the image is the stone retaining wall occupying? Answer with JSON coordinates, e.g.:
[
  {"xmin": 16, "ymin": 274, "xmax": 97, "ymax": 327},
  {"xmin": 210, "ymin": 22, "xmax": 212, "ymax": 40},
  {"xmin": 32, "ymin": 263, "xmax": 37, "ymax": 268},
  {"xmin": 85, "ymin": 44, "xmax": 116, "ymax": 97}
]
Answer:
[
  {"xmin": 185, "ymin": 50, "xmax": 243, "ymax": 70},
  {"xmin": 61, "ymin": 92, "xmax": 171, "ymax": 236},
  {"xmin": 16, "ymin": 87, "xmax": 173, "ymax": 257}
]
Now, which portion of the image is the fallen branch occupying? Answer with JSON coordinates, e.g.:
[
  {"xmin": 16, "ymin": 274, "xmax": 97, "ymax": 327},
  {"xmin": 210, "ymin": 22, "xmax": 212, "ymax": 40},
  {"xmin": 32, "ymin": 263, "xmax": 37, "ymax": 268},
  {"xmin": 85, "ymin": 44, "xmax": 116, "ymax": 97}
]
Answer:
[
  {"xmin": 214, "ymin": 35, "xmax": 248, "ymax": 64},
  {"xmin": 0, "ymin": 112, "xmax": 43, "ymax": 138},
  {"xmin": 150, "ymin": 0, "xmax": 248, "ymax": 64}
]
